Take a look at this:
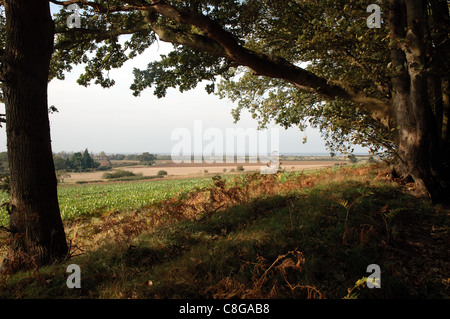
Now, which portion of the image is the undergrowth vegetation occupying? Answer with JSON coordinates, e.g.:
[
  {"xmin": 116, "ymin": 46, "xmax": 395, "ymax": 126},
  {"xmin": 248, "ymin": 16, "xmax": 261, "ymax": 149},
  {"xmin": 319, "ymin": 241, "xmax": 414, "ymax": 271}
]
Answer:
[{"xmin": 0, "ymin": 164, "xmax": 448, "ymax": 299}]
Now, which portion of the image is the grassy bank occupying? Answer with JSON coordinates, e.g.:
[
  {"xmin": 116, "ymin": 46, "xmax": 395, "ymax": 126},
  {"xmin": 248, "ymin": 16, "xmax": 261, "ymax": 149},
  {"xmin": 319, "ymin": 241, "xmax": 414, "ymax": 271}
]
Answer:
[{"xmin": 0, "ymin": 164, "xmax": 448, "ymax": 299}]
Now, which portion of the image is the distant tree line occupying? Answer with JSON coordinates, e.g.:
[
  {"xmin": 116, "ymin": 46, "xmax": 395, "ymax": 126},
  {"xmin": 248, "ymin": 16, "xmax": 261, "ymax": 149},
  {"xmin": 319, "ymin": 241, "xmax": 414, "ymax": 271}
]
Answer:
[
  {"xmin": 97, "ymin": 152, "xmax": 157, "ymax": 165},
  {"xmin": 123, "ymin": 152, "xmax": 156, "ymax": 165},
  {"xmin": 53, "ymin": 150, "xmax": 157, "ymax": 172},
  {"xmin": 53, "ymin": 149, "xmax": 99, "ymax": 172}
]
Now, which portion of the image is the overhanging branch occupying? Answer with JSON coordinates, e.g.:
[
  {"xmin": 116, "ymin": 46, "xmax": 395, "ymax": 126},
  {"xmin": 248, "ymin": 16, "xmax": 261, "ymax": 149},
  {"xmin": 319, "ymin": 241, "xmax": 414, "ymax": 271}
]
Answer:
[
  {"xmin": 54, "ymin": 23, "xmax": 150, "ymax": 50},
  {"xmin": 51, "ymin": 0, "xmax": 391, "ymax": 126},
  {"xmin": 143, "ymin": 1, "xmax": 391, "ymax": 126}
]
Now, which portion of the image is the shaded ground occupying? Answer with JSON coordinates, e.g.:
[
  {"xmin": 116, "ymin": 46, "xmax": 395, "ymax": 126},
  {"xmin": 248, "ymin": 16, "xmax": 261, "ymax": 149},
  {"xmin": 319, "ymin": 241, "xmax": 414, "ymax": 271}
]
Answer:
[{"xmin": 0, "ymin": 164, "xmax": 448, "ymax": 299}]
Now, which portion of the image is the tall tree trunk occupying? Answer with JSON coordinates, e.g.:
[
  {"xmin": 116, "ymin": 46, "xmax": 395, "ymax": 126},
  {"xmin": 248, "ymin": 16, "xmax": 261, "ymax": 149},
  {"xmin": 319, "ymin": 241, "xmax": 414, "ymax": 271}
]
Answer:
[
  {"xmin": 2, "ymin": 0, "xmax": 68, "ymax": 269},
  {"xmin": 388, "ymin": 0, "xmax": 450, "ymax": 203},
  {"xmin": 428, "ymin": 0, "xmax": 450, "ymax": 174}
]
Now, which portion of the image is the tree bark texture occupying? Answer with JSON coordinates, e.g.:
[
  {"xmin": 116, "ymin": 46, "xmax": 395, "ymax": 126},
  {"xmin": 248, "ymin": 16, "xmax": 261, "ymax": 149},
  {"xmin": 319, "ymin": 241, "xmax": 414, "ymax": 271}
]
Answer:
[
  {"xmin": 388, "ymin": 0, "xmax": 449, "ymax": 202},
  {"xmin": 2, "ymin": 0, "xmax": 68, "ymax": 268}
]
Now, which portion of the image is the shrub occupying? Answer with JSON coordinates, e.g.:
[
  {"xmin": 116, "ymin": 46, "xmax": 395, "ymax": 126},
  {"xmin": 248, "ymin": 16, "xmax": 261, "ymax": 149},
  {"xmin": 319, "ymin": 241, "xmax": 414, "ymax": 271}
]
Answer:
[
  {"xmin": 348, "ymin": 154, "xmax": 358, "ymax": 163},
  {"xmin": 56, "ymin": 171, "xmax": 71, "ymax": 183},
  {"xmin": 236, "ymin": 165, "xmax": 245, "ymax": 172},
  {"xmin": 157, "ymin": 170, "xmax": 168, "ymax": 176},
  {"xmin": 103, "ymin": 170, "xmax": 136, "ymax": 179}
]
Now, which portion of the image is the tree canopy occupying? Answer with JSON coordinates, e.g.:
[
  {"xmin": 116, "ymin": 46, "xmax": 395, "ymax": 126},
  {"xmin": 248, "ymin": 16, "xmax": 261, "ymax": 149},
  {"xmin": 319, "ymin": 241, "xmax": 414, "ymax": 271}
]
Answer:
[{"xmin": 41, "ymin": 0, "xmax": 403, "ymax": 154}]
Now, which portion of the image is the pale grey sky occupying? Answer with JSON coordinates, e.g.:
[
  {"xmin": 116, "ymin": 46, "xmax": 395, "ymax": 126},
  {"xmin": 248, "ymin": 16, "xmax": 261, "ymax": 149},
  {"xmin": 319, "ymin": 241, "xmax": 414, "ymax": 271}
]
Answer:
[{"xmin": 0, "ymin": 36, "xmax": 368, "ymax": 156}]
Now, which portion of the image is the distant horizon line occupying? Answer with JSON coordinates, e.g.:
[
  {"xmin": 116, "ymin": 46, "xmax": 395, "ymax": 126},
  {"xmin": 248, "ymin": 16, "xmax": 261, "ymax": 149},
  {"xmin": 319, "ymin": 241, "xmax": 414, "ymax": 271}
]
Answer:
[
  {"xmin": 0, "ymin": 149, "xmax": 374, "ymax": 156},
  {"xmin": 50, "ymin": 151, "xmax": 372, "ymax": 156}
]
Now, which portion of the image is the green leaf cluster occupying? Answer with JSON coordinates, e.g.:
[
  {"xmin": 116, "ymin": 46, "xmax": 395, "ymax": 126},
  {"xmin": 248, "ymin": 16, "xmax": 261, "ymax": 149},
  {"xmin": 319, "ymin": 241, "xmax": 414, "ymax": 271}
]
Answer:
[{"xmin": 215, "ymin": 0, "xmax": 393, "ymax": 154}]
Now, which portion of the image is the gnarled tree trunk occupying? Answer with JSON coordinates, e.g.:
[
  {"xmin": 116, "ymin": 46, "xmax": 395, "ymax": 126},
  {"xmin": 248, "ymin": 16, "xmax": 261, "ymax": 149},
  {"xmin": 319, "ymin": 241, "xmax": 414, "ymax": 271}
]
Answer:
[
  {"xmin": 2, "ymin": 0, "xmax": 68, "ymax": 269},
  {"xmin": 388, "ymin": 0, "xmax": 450, "ymax": 203}
]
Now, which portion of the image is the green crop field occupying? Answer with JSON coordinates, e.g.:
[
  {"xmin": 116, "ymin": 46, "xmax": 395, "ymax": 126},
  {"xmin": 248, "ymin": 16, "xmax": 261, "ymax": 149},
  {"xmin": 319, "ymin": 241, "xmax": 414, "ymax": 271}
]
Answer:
[{"xmin": 0, "ymin": 177, "xmax": 213, "ymax": 227}]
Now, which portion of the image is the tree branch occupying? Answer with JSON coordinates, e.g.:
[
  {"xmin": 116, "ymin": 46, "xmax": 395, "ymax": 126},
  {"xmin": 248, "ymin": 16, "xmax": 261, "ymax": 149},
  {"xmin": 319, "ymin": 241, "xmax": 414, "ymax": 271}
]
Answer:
[
  {"xmin": 142, "ymin": 1, "xmax": 391, "ymax": 126},
  {"xmin": 51, "ymin": 0, "xmax": 391, "ymax": 126},
  {"xmin": 54, "ymin": 23, "xmax": 150, "ymax": 50},
  {"xmin": 49, "ymin": 0, "xmax": 160, "ymax": 13},
  {"xmin": 149, "ymin": 25, "xmax": 229, "ymax": 58},
  {"xmin": 342, "ymin": 48, "xmax": 390, "ymax": 96}
]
